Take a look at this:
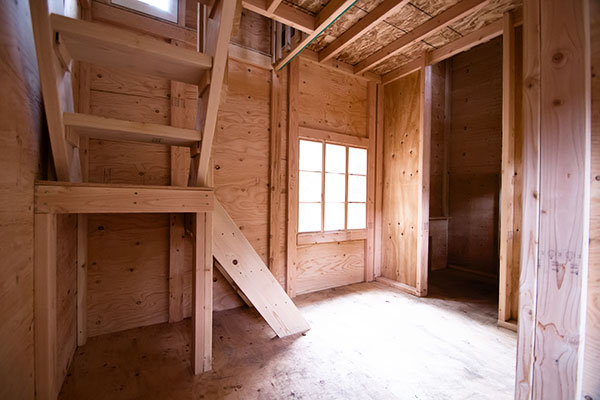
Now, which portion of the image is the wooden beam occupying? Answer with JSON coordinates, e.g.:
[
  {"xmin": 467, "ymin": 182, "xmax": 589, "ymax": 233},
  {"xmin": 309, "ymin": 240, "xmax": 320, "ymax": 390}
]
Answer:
[
  {"xmin": 516, "ymin": 0, "xmax": 591, "ymax": 398},
  {"xmin": 374, "ymin": 82, "xmax": 384, "ymax": 278},
  {"xmin": 297, "ymin": 229, "xmax": 367, "ymax": 245},
  {"xmin": 286, "ymin": 58, "xmax": 300, "ymax": 297},
  {"xmin": 416, "ymin": 57, "xmax": 431, "ymax": 297},
  {"xmin": 269, "ymin": 69, "xmax": 284, "ymax": 282},
  {"xmin": 366, "ymin": 81, "xmax": 377, "ymax": 282},
  {"xmin": 298, "ymin": 126, "xmax": 369, "ymax": 147},
  {"xmin": 266, "ymin": 0, "xmax": 283, "ymax": 13},
  {"xmin": 29, "ymin": 0, "xmax": 79, "ymax": 182},
  {"xmin": 498, "ymin": 11, "xmax": 516, "ymax": 324},
  {"xmin": 34, "ymin": 213, "xmax": 58, "ymax": 400},
  {"xmin": 319, "ymin": 0, "xmax": 410, "ymax": 62},
  {"xmin": 192, "ymin": 212, "xmax": 212, "ymax": 374},
  {"xmin": 35, "ymin": 182, "xmax": 213, "ymax": 214},
  {"xmin": 301, "ymin": 49, "xmax": 381, "ymax": 82},
  {"xmin": 76, "ymin": 214, "xmax": 87, "ymax": 347},
  {"xmin": 213, "ymin": 200, "xmax": 311, "ymax": 336},
  {"xmin": 354, "ymin": 0, "xmax": 490, "ymax": 74},
  {"xmin": 51, "ymin": 14, "xmax": 212, "ymax": 84},
  {"xmin": 275, "ymin": 0, "xmax": 356, "ymax": 71},
  {"xmin": 241, "ymin": 0, "xmax": 315, "ymax": 34},
  {"xmin": 193, "ymin": 0, "xmax": 237, "ymax": 186},
  {"xmin": 382, "ymin": 8, "xmax": 524, "ymax": 86},
  {"xmin": 64, "ymin": 112, "xmax": 202, "ymax": 146}
]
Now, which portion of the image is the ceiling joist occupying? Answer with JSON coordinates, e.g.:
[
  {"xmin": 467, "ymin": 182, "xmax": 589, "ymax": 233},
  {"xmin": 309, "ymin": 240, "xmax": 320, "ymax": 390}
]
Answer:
[
  {"xmin": 275, "ymin": 0, "xmax": 357, "ymax": 70},
  {"xmin": 319, "ymin": 0, "xmax": 411, "ymax": 63},
  {"xmin": 353, "ymin": 0, "xmax": 491, "ymax": 74},
  {"xmin": 241, "ymin": 0, "xmax": 315, "ymax": 34}
]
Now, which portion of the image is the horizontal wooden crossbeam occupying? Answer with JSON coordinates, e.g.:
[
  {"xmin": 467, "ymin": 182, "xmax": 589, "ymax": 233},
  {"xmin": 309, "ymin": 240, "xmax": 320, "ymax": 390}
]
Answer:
[
  {"xmin": 35, "ymin": 182, "xmax": 213, "ymax": 214},
  {"xmin": 51, "ymin": 13, "xmax": 212, "ymax": 84},
  {"xmin": 64, "ymin": 112, "xmax": 202, "ymax": 146}
]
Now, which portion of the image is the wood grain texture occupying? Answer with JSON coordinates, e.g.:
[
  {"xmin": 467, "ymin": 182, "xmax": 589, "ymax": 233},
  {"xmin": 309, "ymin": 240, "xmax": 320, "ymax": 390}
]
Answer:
[
  {"xmin": 382, "ymin": 70, "xmax": 421, "ymax": 288},
  {"xmin": 532, "ymin": 0, "xmax": 590, "ymax": 397},
  {"xmin": 0, "ymin": 1, "xmax": 45, "ymax": 397},
  {"xmin": 287, "ymin": 58, "xmax": 300, "ymax": 297},
  {"xmin": 429, "ymin": 61, "xmax": 448, "ymax": 219},
  {"xmin": 297, "ymin": 59, "xmax": 368, "ymax": 138},
  {"xmin": 296, "ymin": 241, "xmax": 365, "ymax": 295},
  {"xmin": 584, "ymin": 0, "xmax": 600, "ymax": 396},
  {"xmin": 429, "ymin": 218, "xmax": 449, "ymax": 271},
  {"xmin": 448, "ymin": 37, "xmax": 502, "ymax": 276}
]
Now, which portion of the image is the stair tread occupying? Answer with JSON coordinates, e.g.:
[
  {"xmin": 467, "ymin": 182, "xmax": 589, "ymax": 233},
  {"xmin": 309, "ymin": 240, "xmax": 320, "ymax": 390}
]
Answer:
[
  {"xmin": 51, "ymin": 13, "xmax": 211, "ymax": 84},
  {"xmin": 64, "ymin": 112, "xmax": 201, "ymax": 146}
]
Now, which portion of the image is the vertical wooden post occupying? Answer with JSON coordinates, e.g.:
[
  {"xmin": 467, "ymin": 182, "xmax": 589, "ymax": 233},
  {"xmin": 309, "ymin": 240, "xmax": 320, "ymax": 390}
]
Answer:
[
  {"xmin": 35, "ymin": 213, "xmax": 58, "ymax": 400},
  {"xmin": 374, "ymin": 82, "xmax": 384, "ymax": 278},
  {"xmin": 442, "ymin": 60, "xmax": 451, "ymax": 218},
  {"xmin": 416, "ymin": 56, "xmax": 432, "ymax": 296},
  {"xmin": 286, "ymin": 58, "xmax": 300, "ymax": 297},
  {"xmin": 76, "ymin": 214, "xmax": 87, "ymax": 346},
  {"xmin": 365, "ymin": 81, "xmax": 377, "ymax": 282},
  {"xmin": 517, "ymin": 0, "xmax": 591, "ymax": 398},
  {"xmin": 192, "ymin": 212, "xmax": 212, "ymax": 374},
  {"xmin": 269, "ymin": 69, "xmax": 284, "ymax": 284},
  {"xmin": 498, "ymin": 11, "xmax": 516, "ymax": 326}
]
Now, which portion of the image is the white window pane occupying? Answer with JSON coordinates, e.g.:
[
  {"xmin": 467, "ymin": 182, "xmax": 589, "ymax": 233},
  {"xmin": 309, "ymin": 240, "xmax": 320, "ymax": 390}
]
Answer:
[
  {"xmin": 347, "ymin": 203, "xmax": 366, "ymax": 230},
  {"xmin": 299, "ymin": 171, "xmax": 322, "ymax": 202},
  {"xmin": 348, "ymin": 175, "xmax": 366, "ymax": 202},
  {"xmin": 113, "ymin": 0, "xmax": 177, "ymax": 22},
  {"xmin": 325, "ymin": 173, "xmax": 345, "ymax": 202},
  {"xmin": 299, "ymin": 140, "xmax": 322, "ymax": 172},
  {"xmin": 325, "ymin": 144, "xmax": 346, "ymax": 173},
  {"xmin": 299, "ymin": 203, "xmax": 321, "ymax": 232},
  {"xmin": 324, "ymin": 203, "xmax": 345, "ymax": 231},
  {"xmin": 348, "ymin": 147, "xmax": 367, "ymax": 175}
]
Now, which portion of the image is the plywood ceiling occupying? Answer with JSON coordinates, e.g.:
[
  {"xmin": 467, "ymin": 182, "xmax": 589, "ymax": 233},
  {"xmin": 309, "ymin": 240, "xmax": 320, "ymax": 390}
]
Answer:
[{"xmin": 281, "ymin": 0, "xmax": 522, "ymax": 75}]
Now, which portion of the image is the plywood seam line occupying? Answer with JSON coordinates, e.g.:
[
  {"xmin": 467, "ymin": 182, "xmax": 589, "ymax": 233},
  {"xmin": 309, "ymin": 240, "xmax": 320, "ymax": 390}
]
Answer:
[{"xmin": 275, "ymin": 0, "xmax": 358, "ymax": 71}]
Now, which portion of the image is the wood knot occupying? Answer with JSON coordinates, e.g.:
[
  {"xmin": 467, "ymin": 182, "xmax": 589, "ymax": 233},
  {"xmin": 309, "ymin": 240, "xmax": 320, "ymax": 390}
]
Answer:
[
  {"xmin": 232, "ymin": 259, "xmax": 238, "ymax": 265},
  {"xmin": 552, "ymin": 52, "xmax": 564, "ymax": 64}
]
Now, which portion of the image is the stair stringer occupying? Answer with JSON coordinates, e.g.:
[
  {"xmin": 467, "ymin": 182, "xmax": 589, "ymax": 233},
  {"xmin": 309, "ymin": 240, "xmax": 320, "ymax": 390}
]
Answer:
[{"xmin": 212, "ymin": 200, "xmax": 310, "ymax": 337}]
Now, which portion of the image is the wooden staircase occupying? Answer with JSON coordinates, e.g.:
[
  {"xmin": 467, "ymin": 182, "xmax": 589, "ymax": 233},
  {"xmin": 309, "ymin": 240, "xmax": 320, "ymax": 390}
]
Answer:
[{"xmin": 29, "ymin": 1, "xmax": 308, "ymax": 399}]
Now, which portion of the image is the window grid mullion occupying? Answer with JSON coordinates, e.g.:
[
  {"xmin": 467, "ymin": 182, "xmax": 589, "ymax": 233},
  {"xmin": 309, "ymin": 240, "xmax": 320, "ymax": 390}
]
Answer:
[{"xmin": 320, "ymin": 140, "xmax": 326, "ymax": 233}]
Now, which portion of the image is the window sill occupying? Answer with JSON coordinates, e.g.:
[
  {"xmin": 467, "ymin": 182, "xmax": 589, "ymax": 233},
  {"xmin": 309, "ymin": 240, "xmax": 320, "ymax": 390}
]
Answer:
[{"xmin": 297, "ymin": 229, "xmax": 367, "ymax": 245}]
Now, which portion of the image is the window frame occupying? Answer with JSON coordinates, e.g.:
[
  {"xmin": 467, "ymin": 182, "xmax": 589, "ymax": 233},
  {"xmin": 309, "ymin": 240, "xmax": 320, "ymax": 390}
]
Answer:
[
  {"xmin": 112, "ymin": 0, "xmax": 179, "ymax": 23},
  {"xmin": 297, "ymin": 136, "xmax": 369, "ymax": 241}
]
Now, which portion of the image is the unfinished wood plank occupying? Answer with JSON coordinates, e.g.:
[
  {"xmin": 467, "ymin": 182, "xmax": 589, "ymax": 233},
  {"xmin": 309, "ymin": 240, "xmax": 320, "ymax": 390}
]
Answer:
[
  {"xmin": 498, "ymin": 11, "xmax": 516, "ymax": 324},
  {"xmin": 192, "ymin": 212, "xmax": 212, "ymax": 374},
  {"xmin": 76, "ymin": 215, "xmax": 87, "ymax": 347},
  {"xmin": 213, "ymin": 200, "xmax": 310, "ymax": 336},
  {"xmin": 297, "ymin": 230, "xmax": 367, "ymax": 245},
  {"xmin": 266, "ymin": 0, "xmax": 283, "ymax": 13},
  {"xmin": 374, "ymin": 82, "xmax": 384, "ymax": 278},
  {"xmin": 275, "ymin": 0, "xmax": 356, "ymax": 70},
  {"xmin": 366, "ymin": 81, "xmax": 377, "ymax": 282},
  {"xmin": 269, "ymin": 69, "xmax": 284, "ymax": 280},
  {"xmin": 531, "ymin": 0, "xmax": 591, "ymax": 397},
  {"xmin": 319, "ymin": 0, "xmax": 411, "ymax": 63},
  {"xmin": 64, "ymin": 112, "xmax": 202, "ymax": 146},
  {"xmin": 417, "ymin": 59, "xmax": 432, "ymax": 297},
  {"xmin": 287, "ymin": 58, "xmax": 300, "ymax": 297},
  {"xmin": 193, "ymin": 0, "xmax": 237, "ymax": 186},
  {"xmin": 241, "ymin": 0, "xmax": 315, "ymax": 34},
  {"xmin": 51, "ymin": 14, "xmax": 212, "ymax": 84},
  {"xmin": 298, "ymin": 126, "xmax": 369, "ymax": 147},
  {"xmin": 35, "ymin": 182, "xmax": 213, "ymax": 214},
  {"xmin": 29, "ymin": 0, "xmax": 79, "ymax": 182},
  {"xmin": 34, "ymin": 213, "xmax": 58, "ymax": 400},
  {"xmin": 354, "ymin": 0, "xmax": 491, "ymax": 74}
]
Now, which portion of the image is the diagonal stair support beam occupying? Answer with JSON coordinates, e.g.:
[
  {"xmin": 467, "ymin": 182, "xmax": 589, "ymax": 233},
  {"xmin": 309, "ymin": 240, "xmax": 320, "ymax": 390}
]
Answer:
[
  {"xmin": 213, "ymin": 200, "xmax": 310, "ymax": 337},
  {"xmin": 192, "ymin": 0, "xmax": 237, "ymax": 186}
]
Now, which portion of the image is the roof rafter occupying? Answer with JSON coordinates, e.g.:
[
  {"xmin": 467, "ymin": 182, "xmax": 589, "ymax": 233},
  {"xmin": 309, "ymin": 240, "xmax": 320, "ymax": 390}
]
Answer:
[
  {"xmin": 319, "ymin": 0, "xmax": 411, "ymax": 63},
  {"xmin": 242, "ymin": 0, "xmax": 315, "ymax": 34},
  {"xmin": 354, "ymin": 0, "xmax": 491, "ymax": 74},
  {"xmin": 275, "ymin": 0, "xmax": 357, "ymax": 70}
]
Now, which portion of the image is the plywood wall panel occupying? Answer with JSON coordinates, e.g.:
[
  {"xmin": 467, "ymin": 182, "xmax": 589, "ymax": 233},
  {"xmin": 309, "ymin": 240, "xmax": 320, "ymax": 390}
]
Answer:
[
  {"xmin": 0, "ymin": 0, "xmax": 44, "ymax": 397},
  {"xmin": 429, "ymin": 61, "xmax": 447, "ymax": 218},
  {"xmin": 297, "ymin": 59, "xmax": 368, "ymax": 137},
  {"xmin": 382, "ymin": 70, "xmax": 421, "ymax": 287},
  {"xmin": 90, "ymin": 65, "xmax": 170, "ymax": 99},
  {"xmin": 448, "ymin": 37, "xmax": 502, "ymax": 276},
  {"xmin": 90, "ymin": 90, "xmax": 170, "ymax": 125},
  {"xmin": 296, "ymin": 241, "xmax": 365, "ymax": 295},
  {"xmin": 214, "ymin": 59, "xmax": 271, "ymax": 265}
]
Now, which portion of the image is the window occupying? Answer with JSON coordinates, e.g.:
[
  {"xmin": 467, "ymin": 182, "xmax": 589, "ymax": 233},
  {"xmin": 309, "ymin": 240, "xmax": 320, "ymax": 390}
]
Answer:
[
  {"xmin": 112, "ymin": 0, "xmax": 178, "ymax": 23},
  {"xmin": 298, "ymin": 139, "xmax": 367, "ymax": 233}
]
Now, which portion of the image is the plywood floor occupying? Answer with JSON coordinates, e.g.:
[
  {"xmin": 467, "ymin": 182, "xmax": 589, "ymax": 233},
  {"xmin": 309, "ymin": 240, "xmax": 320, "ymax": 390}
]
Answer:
[{"xmin": 60, "ymin": 269, "xmax": 516, "ymax": 400}]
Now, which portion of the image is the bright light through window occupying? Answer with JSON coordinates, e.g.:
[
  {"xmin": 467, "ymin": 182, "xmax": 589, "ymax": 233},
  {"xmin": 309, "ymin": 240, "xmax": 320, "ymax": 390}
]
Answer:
[
  {"xmin": 112, "ymin": 0, "xmax": 178, "ymax": 23},
  {"xmin": 298, "ymin": 139, "xmax": 367, "ymax": 233}
]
